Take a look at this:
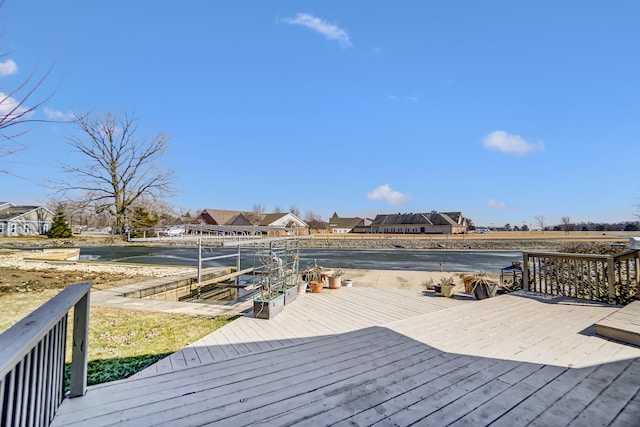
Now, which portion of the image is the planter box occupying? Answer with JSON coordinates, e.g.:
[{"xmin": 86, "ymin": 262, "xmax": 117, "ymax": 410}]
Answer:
[
  {"xmin": 279, "ymin": 286, "xmax": 297, "ymax": 305},
  {"xmin": 253, "ymin": 294, "xmax": 285, "ymax": 319}
]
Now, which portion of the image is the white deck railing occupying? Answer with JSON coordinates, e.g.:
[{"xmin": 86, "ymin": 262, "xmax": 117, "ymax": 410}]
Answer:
[
  {"xmin": 523, "ymin": 250, "xmax": 639, "ymax": 304},
  {"xmin": 0, "ymin": 282, "xmax": 91, "ymax": 427}
]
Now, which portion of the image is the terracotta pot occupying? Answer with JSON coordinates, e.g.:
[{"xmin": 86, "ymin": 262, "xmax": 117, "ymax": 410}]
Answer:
[
  {"xmin": 309, "ymin": 281, "xmax": 324, "ymax": 293},
  {"xmin": 327, "ymin": 275, "xmax": 342, "ymax": 289}
]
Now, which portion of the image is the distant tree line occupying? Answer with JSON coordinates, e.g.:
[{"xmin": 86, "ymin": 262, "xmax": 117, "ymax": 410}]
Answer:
[{"xmin": 495, "ymin": 221, "xmax": 639, "ymax": 232}]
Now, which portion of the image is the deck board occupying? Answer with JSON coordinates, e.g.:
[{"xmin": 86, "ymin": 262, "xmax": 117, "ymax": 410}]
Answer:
[{"xmin": 53, "ymin": 289, "xmax": 640, "ymax": 426}]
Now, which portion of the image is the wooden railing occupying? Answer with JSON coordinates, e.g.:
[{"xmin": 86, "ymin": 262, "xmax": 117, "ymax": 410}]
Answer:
[
  {"xmin": 523, "ymin": 250, "xmax": 639, "ymax": 304},
  {"xmin": 0, "ymin": 282, "xmax": 91, "ymax": 427}
]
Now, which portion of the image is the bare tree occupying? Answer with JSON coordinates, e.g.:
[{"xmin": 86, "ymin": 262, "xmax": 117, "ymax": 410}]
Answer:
[
  {"xmin": 535, "ymin": 215, "xmax": 545, "ymax": 232},
  {"xmin": 304, "ymin": 210, "xmax": 323, "ymax": 222},
  {"xmin": 252, "ymin": 203, "xmax": 265, "ymax": 214},
  {"xmin": 60, "ymin": 111, "xmax": 174, "ymax": 235},
  {"xmin": 273, "ymin": 205, "xmax": 283, "ymax": 213},
  {"xmin": 289, "ymin": 205, "xmax": 300, "ymax": 217},
  {"xmin": 561, "ymin": 216, "xmax": 572, "ymax": 235},
  {"xmin": 0, "ymin": 0, "xmax": 54, "ymax": 173}
]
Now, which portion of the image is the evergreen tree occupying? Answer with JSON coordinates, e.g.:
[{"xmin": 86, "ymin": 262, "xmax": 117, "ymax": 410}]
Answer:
[
  {"xmin": 129, "ymin": 206, "xmax": 159, "ymax": 237},
  {"xmin": 47, "ymin": 207, "xmax": 73, "ymax": 238}
]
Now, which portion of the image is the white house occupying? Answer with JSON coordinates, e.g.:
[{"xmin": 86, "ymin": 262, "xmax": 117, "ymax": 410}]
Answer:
[{"xmin": 0, "ymin": 202, "xmax": 55, "ymax": 237}]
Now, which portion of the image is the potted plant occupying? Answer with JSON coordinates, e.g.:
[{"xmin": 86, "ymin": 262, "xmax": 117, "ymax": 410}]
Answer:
[
  {"xmin": 303, "ymin": 265, "xmax": 324, "ymax": 293},
  {"xmin": 343, "ymin": 278, "xmax": 353, "ymax": 287},
  {"xmin": 327, "ymin": 268, "xmax": 344, "ymax": 289},
  {"xmin": 440, "ymin": 276, "xmax": 456, "ymax": 298},
  {"xmin": 466, "ymin": 273, "xmax": 499, "ymax": 300},
  {"xmin": 421, "ymin": 277, "xmax": 435, "ymax": 292},
  {"xmin": 458, "ymin": 272, "xmax": 498, "ymax": 298}
]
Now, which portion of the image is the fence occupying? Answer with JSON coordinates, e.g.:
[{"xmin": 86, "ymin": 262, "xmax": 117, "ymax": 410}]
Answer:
[
  {"xmin": 523, "ymin": 250, "xmax": 639, "ymax": 304},
  {"xmin": 0, "ymin": 282, "xmax": 91, "ymax": 427}
]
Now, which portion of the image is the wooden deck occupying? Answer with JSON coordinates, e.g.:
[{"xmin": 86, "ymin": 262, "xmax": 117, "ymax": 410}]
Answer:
[{"xmin": 52, "ymin": 288, "xmax": 640, "ymax": 426}]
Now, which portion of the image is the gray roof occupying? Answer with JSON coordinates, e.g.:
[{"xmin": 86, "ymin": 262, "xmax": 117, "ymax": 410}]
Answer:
[
  {"xmin": 372, "ymin": 212, "xmax": 464, "ymax": 227},
  {"xmin": 330, "ymin": 216, "xmax": 365, "ymax": 230},
  {"xmin": 0, "ymin": 205, "xmax": 51, "ymax": 221}
]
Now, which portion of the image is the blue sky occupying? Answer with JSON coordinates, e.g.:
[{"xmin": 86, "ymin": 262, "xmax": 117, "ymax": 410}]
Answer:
[{"xmin": 1, "ymin": 1, "xmax": 639, "ymax": 227}]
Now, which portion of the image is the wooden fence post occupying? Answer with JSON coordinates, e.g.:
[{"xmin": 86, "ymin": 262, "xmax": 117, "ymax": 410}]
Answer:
[
  {"xmin": 607, "ymin": 256, "xmax": 616, "ymax": 304},
  {"xmin": 522, "ymin": 252, "xmax": 529, "ymax": 291},
  {"xmin": 69, "ymin": 290, "xmax": 90, "ymax": 398}
]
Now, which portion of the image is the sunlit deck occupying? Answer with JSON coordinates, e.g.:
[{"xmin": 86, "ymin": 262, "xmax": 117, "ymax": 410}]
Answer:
[{"xmin": 52, "ymin": 288, "xmax": 640, "ymax": 426}]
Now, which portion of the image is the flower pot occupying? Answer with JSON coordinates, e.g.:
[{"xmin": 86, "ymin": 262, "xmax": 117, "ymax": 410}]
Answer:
[
  {"xmin": 442, "ymin": 283, "xmax": 455, "ymax": 298},
  {"xmin": 434, "ymin": 284, "xmax": 442, "ymax": 295},
  {"xmin": 343, "ymin": 279, "xmax": 353, "ymax": 287},
  {"xmin": 473, "ymin": 282, "xmax": 497, "ymax": 300},
  {"xmin": 309, "ymin": 281, "xmax": 324, "ymax": 293},
  {"xmin": 327, "ymin": 275, "xmax": 342, "ymax": 289},
  {"xmin": 297, "ymin": 281, "xmax": 308, "ymax": 295},
  {"xmin": 320, "ymin": 269, "xmax": 334, "ymax": 287}
]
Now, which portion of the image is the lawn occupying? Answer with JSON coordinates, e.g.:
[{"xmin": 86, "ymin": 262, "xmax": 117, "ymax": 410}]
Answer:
[
  {"xmin": 65, "ymin": 307, "xmax": 236, "ymax": 388},
  {"xmin": 0, "ymin": 266, "xmax": 236, "ymax": 388}
]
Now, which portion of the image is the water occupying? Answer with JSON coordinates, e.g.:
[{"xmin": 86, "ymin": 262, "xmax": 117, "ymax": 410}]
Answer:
[{"xmin": 79, "ymin": 246, "xmax": 523, "ymax": 273}]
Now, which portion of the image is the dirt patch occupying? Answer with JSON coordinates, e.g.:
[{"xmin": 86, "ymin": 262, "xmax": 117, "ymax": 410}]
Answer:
[
  {"xmin": 0, "ymin": 267, "xmax": 152, "ymax": 332},
  {"xmin": 0, "ymin": 267, "xmax": 150, "ymax": 294}
]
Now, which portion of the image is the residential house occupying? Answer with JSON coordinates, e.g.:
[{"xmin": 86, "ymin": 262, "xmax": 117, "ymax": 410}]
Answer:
[
  {"xmin": 0, "ymin": 202, "xmax": 55, "ymax": 237},
  {"xmin": 198, "ymin": 209, "xmax": 255, "ymax": 226},
  {"xmin": 328, "ymin": 212, "xmax": 372, "ymax": 234},
  {"xmin": 371, "ymin": 211, "xmax": 468, "ymax": 234},
  {"xmin": 198, "ymin": 209, "xmax": 308, "ymax": 234}
]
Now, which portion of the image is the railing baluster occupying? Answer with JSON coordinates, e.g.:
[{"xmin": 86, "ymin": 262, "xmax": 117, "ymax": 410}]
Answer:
[
  {"xmin": 1, "ymin": 283, "xmax": 92, "ymax": 427},
  {"xmin": 43, "ymin": 329, "xmax": 53, "ymax": 425},
  {"xmin": 521, "ymin": 250, "xmax": 639, "ymax": 304}
]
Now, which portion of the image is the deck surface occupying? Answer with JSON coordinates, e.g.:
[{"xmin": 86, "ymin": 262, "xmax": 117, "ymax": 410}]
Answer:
[
  {"xmin": 53, "ymin": 288, "xmax": 640, "ymax": 426},
  {"xmin": 596, "ymin": 300, "xmax": 640, "ymax": 347}
]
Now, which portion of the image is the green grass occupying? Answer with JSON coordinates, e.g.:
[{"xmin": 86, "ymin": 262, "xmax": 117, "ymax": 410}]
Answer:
[{"xmin": 64, "ymin": 307, "xmax": 238, "ymax": 389}]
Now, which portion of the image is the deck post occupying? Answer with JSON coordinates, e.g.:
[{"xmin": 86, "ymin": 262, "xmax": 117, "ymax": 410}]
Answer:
[
  {"xmin": 636, "ymin": 255, "xmax": 640, "ymax": 297},
  {"xmin": 522, "ymin": 252, "xmax": 529, "ymax": 291},
  {"xmin": 607, "ymin": 256, "xmax": 616, "ymax": 304},
  {"xmin": 69, "ymin": 289, "xmax": 90, "ymax": 398},
  {"xmin": 197, "ymin": 239, "xmax": 202, "ymax": 283}
]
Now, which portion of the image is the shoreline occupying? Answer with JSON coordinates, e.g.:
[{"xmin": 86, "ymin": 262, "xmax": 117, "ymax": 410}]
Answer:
[{"xmin": 1, "ymin": 231, "xmax": 632, "ymax": 251}]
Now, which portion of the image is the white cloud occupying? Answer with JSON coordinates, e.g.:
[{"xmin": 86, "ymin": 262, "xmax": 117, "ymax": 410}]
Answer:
[
  {"xmin": 487, "ymin": 198, "xmax": 507, "ymax": 209},
  {"xmin": 367, "ymin": 184, "xmax": 411, "ymax": 205},
  {"xmin": 482, "ymin": 130, "xmax": 544, "ymax": 155},
  {"xmin": 0, "ymin": 92, "xmax": 29, "ymax": 119},
  {"xmin": 282, "ymin": 13, "xmax": 352, "ymax": 48},
  {"xmin": 44, "ymin": 107, "xmax": 74, "ymax": 120},
  {"xmin": 0, "ymin": 59, "xmax": 18, "ymax": 76},
  {"xmin": 389, "ymin": 95, "xmax": 418, "ymax": 102}
]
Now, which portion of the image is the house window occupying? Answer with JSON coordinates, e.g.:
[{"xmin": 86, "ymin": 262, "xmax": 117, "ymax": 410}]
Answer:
[
  {"xmin": 24, "ymin": 224, "xmax": 30, "ymax": 233},
  {"xmin": 42, "ymin": 223, "xmax": 49, "ymax": 233},
  {"xmin": 10, "ymin": 223, "xmax": 16, "ymax": 234},
  {"xmin": 0, "ymin": 223, "xmax": 3, "ymax": 233}
]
